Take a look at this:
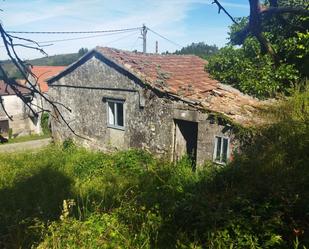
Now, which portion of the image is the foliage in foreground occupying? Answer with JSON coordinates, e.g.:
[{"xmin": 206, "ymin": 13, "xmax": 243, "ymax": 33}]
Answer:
[{"xmin": 0, "ymin": 90, "xmax": 308, "ymax": 248}]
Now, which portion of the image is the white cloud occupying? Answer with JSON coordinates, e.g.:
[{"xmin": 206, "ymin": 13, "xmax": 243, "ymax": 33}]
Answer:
[{"xmin": 0, "ymin": 0, "xmax": 248, "ymax": 59}]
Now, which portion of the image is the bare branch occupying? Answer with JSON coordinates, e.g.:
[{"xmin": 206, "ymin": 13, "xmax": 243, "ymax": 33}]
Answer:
[
  {"xmin": 0, "ymin": 96, "xmax": 13, "ymax": 121},
  {"xmin": 12, "ymin": 43, "xmax": 48, "ymax": 55},
  {"xmin": 6, "ymin": 33, "xmax": 42, "ymax": 46},
  {"xmin": 0, "ymin": 23, "xmax": 87, "ymax": 139},
  {"xmin": 248, "ymin": 0, "xmax": 279, "ymax": 64},
  {"xmin": 212, "ymin": 0, "xmax": 238, "ymax": 24}
]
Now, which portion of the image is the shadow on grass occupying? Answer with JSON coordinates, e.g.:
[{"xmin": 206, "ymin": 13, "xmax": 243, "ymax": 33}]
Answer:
[{"xmin": 0, "ymin": 167, "xmax": 73, "ymax": 249}]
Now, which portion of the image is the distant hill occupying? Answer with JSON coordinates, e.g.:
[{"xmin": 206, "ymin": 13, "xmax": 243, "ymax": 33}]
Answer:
[
  {"xmin": 0, "ymin": 48, "xmax": 88, "ymax": 79},
  {"xmin": 173, "ymin": 42, "xmax": 219, "ymax": 60}
]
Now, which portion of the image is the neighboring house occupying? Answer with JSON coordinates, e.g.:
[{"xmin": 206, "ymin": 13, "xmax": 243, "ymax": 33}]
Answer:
[
  {"xmin": 47, "ymin": 47, "xmax": 264, "ymax": 166},
  {"xmin": 29, "ymin": 66, "xmax": 66, "ymax": 110},
  {"xmin": 26, "ymin": 65, "xmax": 66, "ymax": 134},
  {"xmin": 0, "ymin": 80, "xmax": 38, "ymax": 138},
  {"xmin": 0, "ymin": 66, "xmax": 66, "ymax": 139},
  {"xmin": 30, "ymin": 66, "xmax": 67, "ymax": 93}
]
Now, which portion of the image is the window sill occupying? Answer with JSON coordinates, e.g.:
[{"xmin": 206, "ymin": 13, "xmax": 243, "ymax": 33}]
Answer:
[
  {"xmin": 107, "ymin": 125, "xmax": 125, "ymax": 131},
  {"xmin": 213, "ymin": 160, "xmax": 227, "ymax": 166}
]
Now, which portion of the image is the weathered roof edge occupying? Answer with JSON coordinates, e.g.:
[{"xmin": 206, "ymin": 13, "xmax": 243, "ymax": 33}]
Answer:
[
  {"xmin": 47, "ymin": 49, "xmax": 96, "ymax": 84},
  {"xmin": 46, "ymin": 48, "xmax": 267, "ymax": 128},
  {"xmin": 48, "ymin": 49, "xmax": 145, "ymax": 85},
  {"xmin": 47, "ymin": 48, "xmax": 203, "ymax": 105}
]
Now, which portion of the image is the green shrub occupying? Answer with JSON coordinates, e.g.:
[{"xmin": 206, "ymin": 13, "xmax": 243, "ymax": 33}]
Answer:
[
  {"xmin": 38, "ymin": 213, "xmax": 136, "ymax": 249},
  {"xmin": 40, "ymin": 112, "xmax": 50, "ymax": 135},
  {"xmin": 8, "ymin": 128, "xmax": 12, "ymax": 139}
]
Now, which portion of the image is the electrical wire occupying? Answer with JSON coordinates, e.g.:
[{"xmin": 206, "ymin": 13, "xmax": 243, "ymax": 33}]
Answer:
[
  {"xmin": 0, "ymin": 30, "xmax": 139, "ymax": 48},
  {"xmin": 147, "ymin": 28, "xmax": 183, "ymax": 48},
  {"xmin": 130, "ymin": 36, "xmax": 141, "ymax": 51},
  {"xmin": 7, "ymin": 26, "xmax": 182, "ymax": 48},
  {"xmin": 36, "ymin": 30, "xmax": 137, "ymax": 45},
  {"xmin": 105, "ymin": 31, "xmax": 140, "ymax": 46},
  {"xmin": 6, "ymin": 27, "xmax": 141, "ymax": 34},
  {"xmin": 2, "ymin": 26, "xmax": 183, "ymax": 52}
]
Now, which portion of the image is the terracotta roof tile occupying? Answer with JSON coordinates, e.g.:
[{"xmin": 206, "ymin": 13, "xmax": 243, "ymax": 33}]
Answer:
[
  {"xmin": 96, "ymin": 47, "xmax": 218, "ymax": 96},
  {"xmin": 0, "ymin": 80, "xmax": 31, "ymax": 96},
  {"xmin": 95, "ymin": 47, "xmax": 268, "ymax": 126},
  {"xmin": 31, "ymin": 66, "xmax": 66, "ymax": 92}
]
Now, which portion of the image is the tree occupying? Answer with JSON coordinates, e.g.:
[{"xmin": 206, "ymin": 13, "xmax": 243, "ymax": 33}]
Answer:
[
  {"xmin": 78, "ymin": 47, "xmax": 88, "ymax": 56},
  {"xmin": 212, "ymin": 0, "xmax": 309, "ymax": 64},
  {"xmin": 207, "ymin": 42, "xmax": 299, "ymax": 97},
  {"xmin": 174, "ymin": 42, "xmax": 218, "ymax": 59},
  {"xmin": 207, "ymin": 0, "xmax": 308, "ymax": 97}
]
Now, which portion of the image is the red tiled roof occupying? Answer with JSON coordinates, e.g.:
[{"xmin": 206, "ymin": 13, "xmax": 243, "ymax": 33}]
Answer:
[
  {"xmin": 0, "ymin": 80, "xmax": 31, "ymax": 96},
  {"xmin": 96, "ymin": 47, "xmax": 218, "ymax": 97},
  {"xmin": 31, "ymin": 66, "xmax": 66, "ymax": 92},
  {"xmin": 96, "ymin": 47, "xmax": 267, "ymax": 126}
]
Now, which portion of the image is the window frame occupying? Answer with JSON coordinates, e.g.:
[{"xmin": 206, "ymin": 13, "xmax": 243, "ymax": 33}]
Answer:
[
  {"xmin": 106, "ymin": 99, "xmax": 125, "ymax": 130},
  {"xmin": 213, "ymin": 135, "xmax": 230, "ymax": 165}
]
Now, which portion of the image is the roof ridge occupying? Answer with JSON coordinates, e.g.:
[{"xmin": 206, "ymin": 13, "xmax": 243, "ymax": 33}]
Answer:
[
  {"xmin": 31, "ymin": 65, "xmax": 67, "ymax": 68},
  {"xmin": 95, "ymin": 46, "xmax": 204, "ymax": 59}
]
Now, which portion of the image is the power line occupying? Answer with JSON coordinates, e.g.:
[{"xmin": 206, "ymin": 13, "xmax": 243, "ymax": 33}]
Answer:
[
  {"xmin": 147, "ymin": 28, "xmax": 183, "ymax": 48},
  {"xmin": 4, "ymin": 25, "xmax": 183, "ymax": 52},
  {"xmin": 130, "ymin": 36, "xmax": 140, "ymax": 51},
  {"xmin": 37, "ymin": 30, "xmax": 138, "ymax": 44},
  {"xmin": 105, "ymin": 32, "xmax": 140, "ymax": 46},
  {"xmin": 6, "ymin": 27, "xmax": 141, "ymax": 34},
  {"xmin": 0, "ymin": 30, "xmax": 139, "ymax": 48}
]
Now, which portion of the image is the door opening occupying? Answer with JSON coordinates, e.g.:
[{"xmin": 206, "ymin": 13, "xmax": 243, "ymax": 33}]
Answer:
[{"xmin": 173, "ymin": 119, "xmax": 198, "ymax": 167}]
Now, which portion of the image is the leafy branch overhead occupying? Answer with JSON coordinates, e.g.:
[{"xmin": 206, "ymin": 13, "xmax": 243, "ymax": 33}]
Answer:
[
  {"xmin": 212, "ymin": 0, "xmax": 309, "ymax": 64},
  {"xmin": 208, "ymin": 0, "xmax": 308, "ymax": 98}
]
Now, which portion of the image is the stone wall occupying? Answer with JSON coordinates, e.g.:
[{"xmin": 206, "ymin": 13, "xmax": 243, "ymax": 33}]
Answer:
[{"xmin": 49, "ymin": 55, "xmax": 237, "ymax": 166}]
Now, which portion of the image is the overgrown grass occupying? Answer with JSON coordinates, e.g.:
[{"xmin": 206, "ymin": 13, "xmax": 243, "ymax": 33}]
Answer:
[
  {"xmin": 0, "ymin": 89, "xmax": 308, "ymax": 249},
  {"xmin": 2, "ymin": 134, "xmax": 50, "ymax": 145}
]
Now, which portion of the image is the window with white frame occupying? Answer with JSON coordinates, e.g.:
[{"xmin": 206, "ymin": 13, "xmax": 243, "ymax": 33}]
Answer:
[
  {"xmin": 107, "ymin": 99, "xmax": 124, "ymax": 129},
  {"xmin": 213, "ymin": 136, "xmax": 229, "ymax": 164}
]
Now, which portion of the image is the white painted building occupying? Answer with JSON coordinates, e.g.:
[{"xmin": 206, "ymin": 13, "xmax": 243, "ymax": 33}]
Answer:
[{"xmin": 0, "ymin": 80, "xmax": 41, "ymax": 138}]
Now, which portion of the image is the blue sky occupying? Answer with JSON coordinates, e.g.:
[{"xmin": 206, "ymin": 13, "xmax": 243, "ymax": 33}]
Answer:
[{"xmin": 0, "ymin": 0, "xmax": 250, "ymax": 59}]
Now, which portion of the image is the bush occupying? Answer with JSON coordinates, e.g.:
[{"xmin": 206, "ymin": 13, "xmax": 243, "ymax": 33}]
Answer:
[
  {"xmin": 40, "ymin": 112, "xmax": 50, "ymax": 135},
  {"xmin": 8, "ymin": 128, "xmax": 12, "ymax": 139}
]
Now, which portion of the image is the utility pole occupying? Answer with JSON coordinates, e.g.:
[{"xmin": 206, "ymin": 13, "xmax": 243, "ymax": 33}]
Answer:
[
  {"xmin": 142, "ymin": 24, "xmax": 147, "ymax": 53},
  {"xmin": 155, "ymin": 41, "xmax": 158, "ymax": 54}
]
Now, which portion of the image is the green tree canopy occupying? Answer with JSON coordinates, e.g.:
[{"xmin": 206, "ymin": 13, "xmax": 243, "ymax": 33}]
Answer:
[
  {"xmin": 174, "ymin": 42, "xmax": 219, "ymax": 59},
  {"xmin": 207, "ymin": 0, "xmax": 308, "ymax": 98}
]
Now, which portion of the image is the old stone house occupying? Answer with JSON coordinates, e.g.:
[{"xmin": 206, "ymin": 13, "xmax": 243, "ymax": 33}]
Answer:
[{"xmin": 47, "ymin": 47, "xmax": 263, "ymax": 166}]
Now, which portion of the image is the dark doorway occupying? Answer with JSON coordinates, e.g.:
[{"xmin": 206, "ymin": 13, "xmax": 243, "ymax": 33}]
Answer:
[
  {"xmin": 0, "ymin": 120, "xmax": 9, "ymax": 138},
  {"xmin": 173, "ymin": 119, "xmax": 198, "ymax": 166}
]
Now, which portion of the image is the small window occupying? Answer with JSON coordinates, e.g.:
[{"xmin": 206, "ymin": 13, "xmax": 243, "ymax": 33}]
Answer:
[
  {"xmin": 107, "ymin": 99, "xmax": 124, "ymax": 129},
  {"xmin": 213, "ymin": 136, "xmax": 229, "ymax": 164}
]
